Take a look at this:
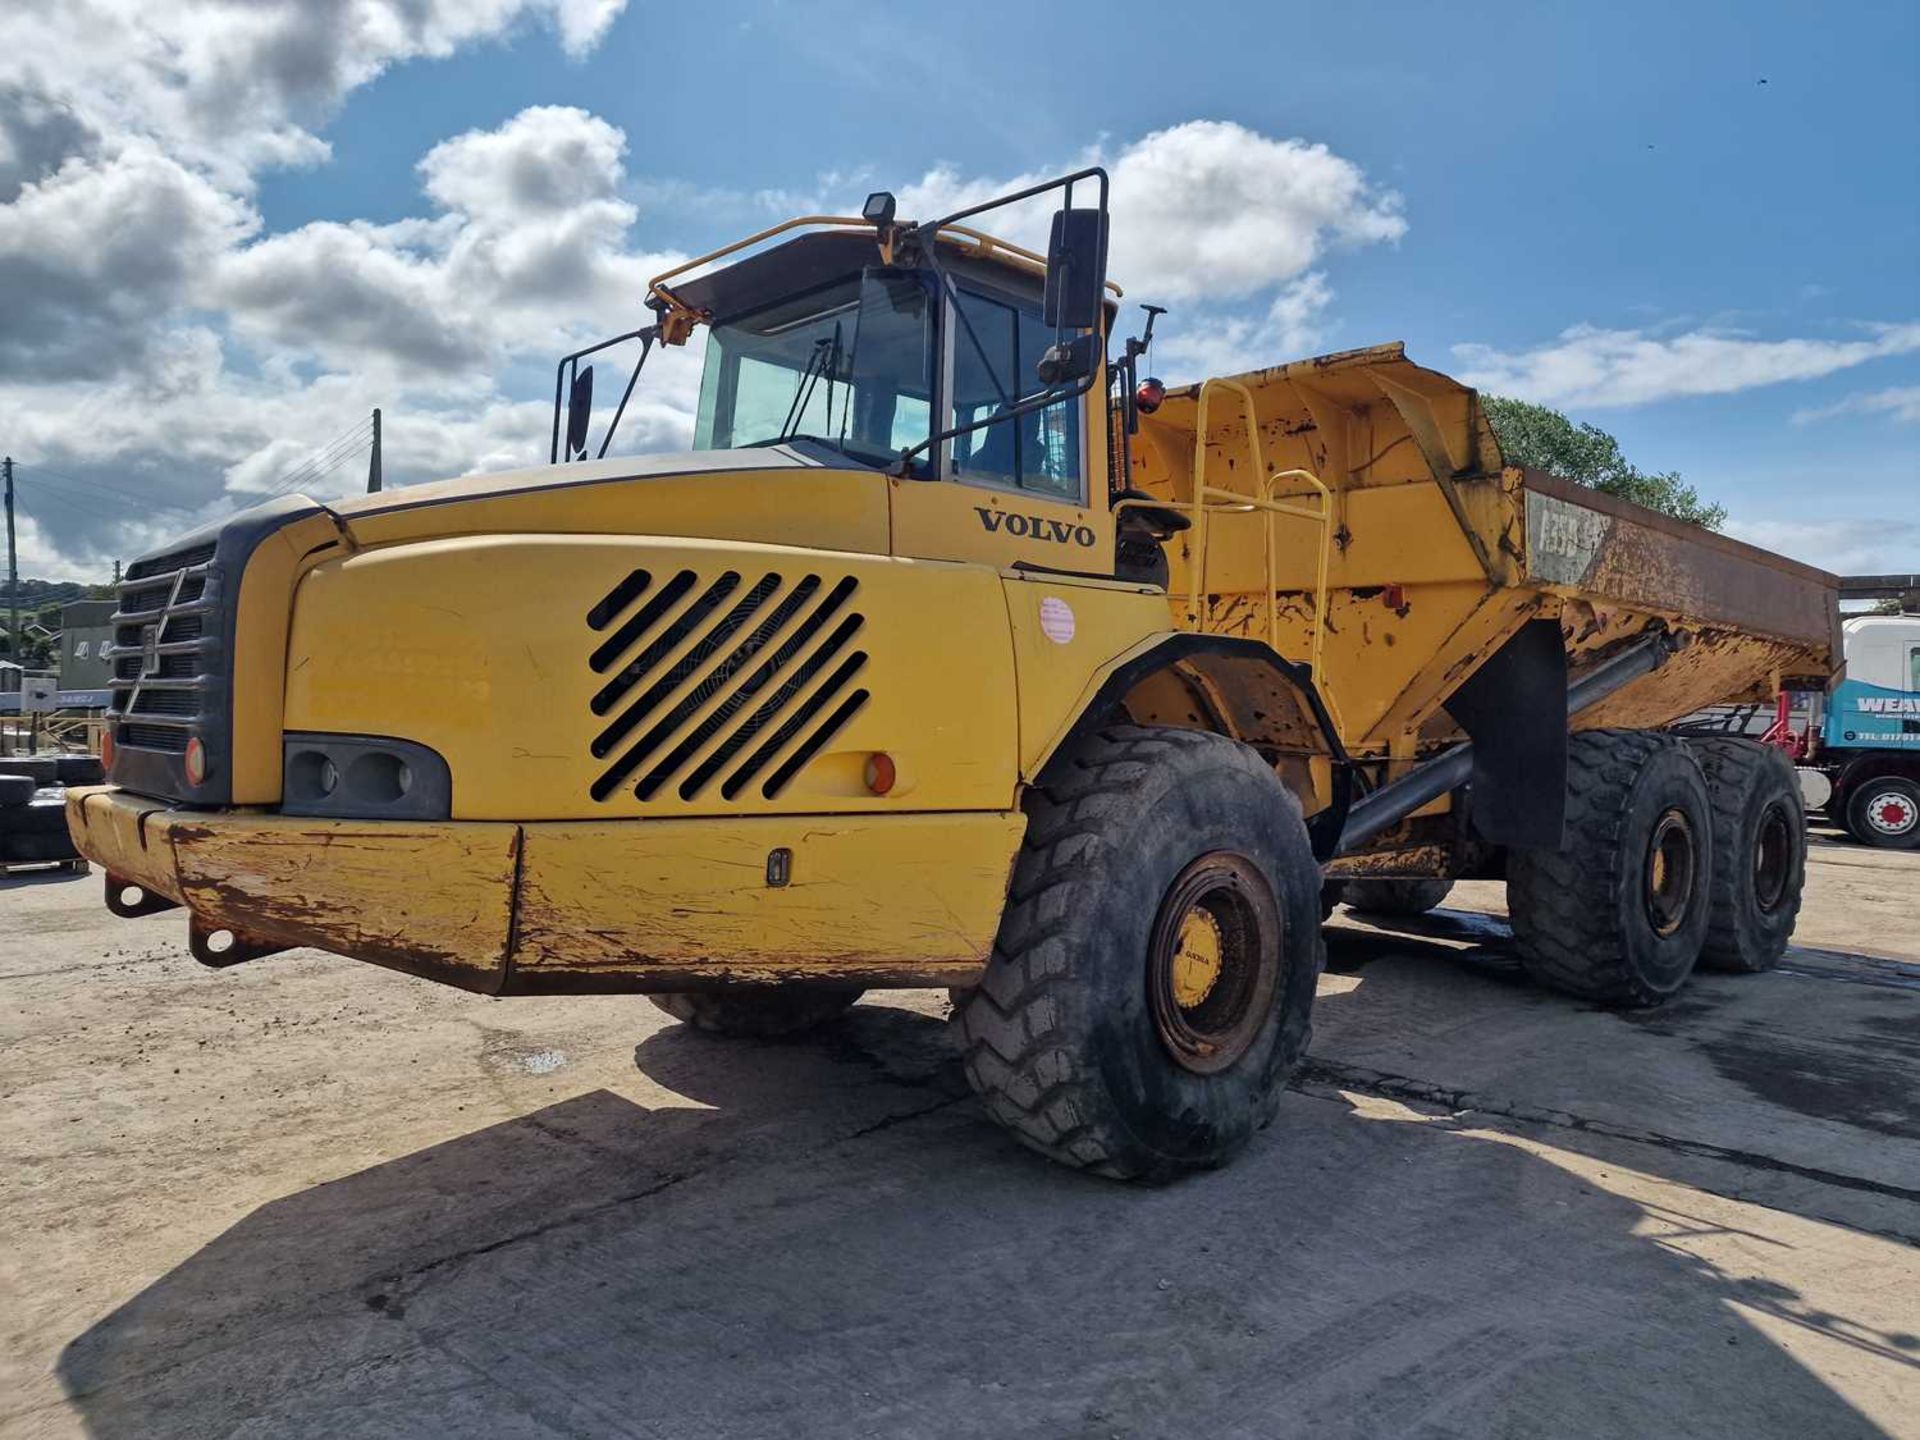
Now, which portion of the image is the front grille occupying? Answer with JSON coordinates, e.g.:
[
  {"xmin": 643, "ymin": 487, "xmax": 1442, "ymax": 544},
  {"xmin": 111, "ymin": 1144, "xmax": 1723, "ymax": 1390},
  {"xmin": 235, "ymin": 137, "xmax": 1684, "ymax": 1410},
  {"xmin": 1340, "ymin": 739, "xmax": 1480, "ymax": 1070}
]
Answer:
[
  {"xmin": 125, "ymin": 542, "xmax": 215, "ymax": 581},
  {"xmin": 585, "ymin": 567, "xmax": 870, "ymax": 804},
  {"xmin": 108, "ymin": 540, "xmax": 223, "ymax": 764}
]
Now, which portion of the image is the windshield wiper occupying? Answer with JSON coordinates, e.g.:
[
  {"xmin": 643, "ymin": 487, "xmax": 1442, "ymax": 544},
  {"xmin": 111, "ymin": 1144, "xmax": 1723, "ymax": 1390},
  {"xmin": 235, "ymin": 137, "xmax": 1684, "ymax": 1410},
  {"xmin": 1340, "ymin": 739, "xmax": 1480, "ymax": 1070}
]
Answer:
[{"xmin": 780, "ymin": 324, "xmax": 843, "ymax": 442}]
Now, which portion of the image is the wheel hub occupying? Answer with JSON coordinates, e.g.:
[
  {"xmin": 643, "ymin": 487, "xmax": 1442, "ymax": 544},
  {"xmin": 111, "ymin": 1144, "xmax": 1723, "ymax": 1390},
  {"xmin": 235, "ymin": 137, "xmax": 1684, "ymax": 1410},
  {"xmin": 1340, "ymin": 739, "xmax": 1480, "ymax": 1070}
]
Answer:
[
  {"xmin": 1865, "ymin": 790, "xmax": 1916, "ymax": 836},
  {"xmin": 1170, "ymin": 908, "xmax": 1226, "ymax": 1008},
  {"xmin": 1147, "ymin": 854, "xmax": 1281, "ymax": 1075},
  {"xmin": 1753, "ymin": 799, "xmax": 1794, "ymax": 912},
  {"xmin": 1645, "ymin": 807, "xmax": 1698, "ymax": 938}
]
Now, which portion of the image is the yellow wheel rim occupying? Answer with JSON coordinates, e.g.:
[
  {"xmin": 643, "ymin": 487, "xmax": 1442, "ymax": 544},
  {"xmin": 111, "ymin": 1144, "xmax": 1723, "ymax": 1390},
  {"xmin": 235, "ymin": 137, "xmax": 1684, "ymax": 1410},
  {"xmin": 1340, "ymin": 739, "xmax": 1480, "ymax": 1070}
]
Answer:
[{"xmin": 1169, "ymin": 906, "xmax": 1225, "ymax": 1009}]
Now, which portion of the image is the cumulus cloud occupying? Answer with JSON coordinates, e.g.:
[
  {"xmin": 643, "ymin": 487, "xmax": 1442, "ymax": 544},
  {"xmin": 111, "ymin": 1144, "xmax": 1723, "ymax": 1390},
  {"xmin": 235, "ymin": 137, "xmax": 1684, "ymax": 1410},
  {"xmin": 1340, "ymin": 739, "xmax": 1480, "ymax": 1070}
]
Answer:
[
  {"xmin": 896, "ymin": 120, "xmax": 1403, "ymax": 307},
  {"xmin": 1723, "ymin": 516, "xmax": 1920, "ymax": 576},
  {"xmin": 1154, "ymin": 273, "xmax": 1336, "ymax": 379},
  {"xmin": 889, "ymin": 120, "xmax": 1402, "ymax": 384},
  {"xmin": 1792, "ymin": 384, "xmax": 1920, "ymax": 426},
  {"xmin": 0, "ymin": 1, "xmax": 633, "ymax": 184},
  {"xmin": 0, "ymin": 140, "xmax": 255, "ymax": 379},
  {"xmin": 1454, "ymin": 322, "xmax": 1920, "ymax": 409}
]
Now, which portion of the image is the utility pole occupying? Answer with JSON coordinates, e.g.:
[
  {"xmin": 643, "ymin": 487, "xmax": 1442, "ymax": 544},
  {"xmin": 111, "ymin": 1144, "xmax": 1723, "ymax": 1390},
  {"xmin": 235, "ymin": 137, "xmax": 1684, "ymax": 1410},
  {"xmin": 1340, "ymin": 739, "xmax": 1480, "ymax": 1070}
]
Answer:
[
  {"xmin": 3, "ymin": 456, "xmax": 17, "ymax": 671},
  {"xmin": 367, "ymin": 407, "xmax": 383, "ymax": 493}
]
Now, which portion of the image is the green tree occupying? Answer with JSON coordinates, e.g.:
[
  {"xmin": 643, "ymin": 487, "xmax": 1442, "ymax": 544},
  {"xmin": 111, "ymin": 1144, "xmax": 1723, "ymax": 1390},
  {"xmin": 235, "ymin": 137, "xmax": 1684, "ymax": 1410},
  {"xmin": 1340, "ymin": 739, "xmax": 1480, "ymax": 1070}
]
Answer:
[{"xmin": 1483, "ymin": 395, "xmax": 1726, "ymax": 530}]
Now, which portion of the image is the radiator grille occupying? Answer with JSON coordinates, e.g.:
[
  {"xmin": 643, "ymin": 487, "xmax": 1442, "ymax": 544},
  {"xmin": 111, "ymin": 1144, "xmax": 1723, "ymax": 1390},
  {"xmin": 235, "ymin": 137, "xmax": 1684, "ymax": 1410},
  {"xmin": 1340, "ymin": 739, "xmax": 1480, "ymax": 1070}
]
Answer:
[
  {"xmin": 108, "ymin": 540, "xmax": 221, "ymax": 762},
  {"xmin": 585, "ymin": 567, "xmax": 869, "ymax": 804}
]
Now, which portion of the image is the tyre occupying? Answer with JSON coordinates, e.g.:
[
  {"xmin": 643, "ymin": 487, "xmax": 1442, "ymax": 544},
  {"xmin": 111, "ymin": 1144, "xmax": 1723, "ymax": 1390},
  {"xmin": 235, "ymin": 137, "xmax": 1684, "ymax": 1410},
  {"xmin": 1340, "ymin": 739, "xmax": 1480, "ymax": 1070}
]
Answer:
[
  {"xmin": 1688, "ymin": 738, "xmax": 1805, "ymax": 972},
  {"xmin": 1343, "ymin": 877, "xmax": 1454, "ymax": 917},
  {"xmin": 56, "ymin": 755, "xmax": 106, "ymax": 786},
  {"xmin": 951, "ymin": 725, "xmax": 1323, "ymax": 1182},
  {"xmin": 646, "ymin": 985, "xmax": 864, "ymax": 1037},
  {"xmin": 1844, "ymin": 774, "xmax": 1920, "ymax": 850},
  {"xmin": 1507, "ymin": 730, "xmax": 1713, "ymax": 1008},
  {"xmin": 0, "ymin": 775, "xmax": 34, "ymax": 808},
  {"xmin": 0, "ymin": 757, "xmax": 56, "ymax": 786}
]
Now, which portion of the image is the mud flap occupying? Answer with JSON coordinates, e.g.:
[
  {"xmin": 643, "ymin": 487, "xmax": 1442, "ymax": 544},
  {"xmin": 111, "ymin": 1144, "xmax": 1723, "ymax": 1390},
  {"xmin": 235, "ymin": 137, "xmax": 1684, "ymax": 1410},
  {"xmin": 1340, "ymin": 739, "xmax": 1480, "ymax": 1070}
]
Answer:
[{"xmin": 1442, "ymin": 618, "xmax": 1568, "ymax": 850}]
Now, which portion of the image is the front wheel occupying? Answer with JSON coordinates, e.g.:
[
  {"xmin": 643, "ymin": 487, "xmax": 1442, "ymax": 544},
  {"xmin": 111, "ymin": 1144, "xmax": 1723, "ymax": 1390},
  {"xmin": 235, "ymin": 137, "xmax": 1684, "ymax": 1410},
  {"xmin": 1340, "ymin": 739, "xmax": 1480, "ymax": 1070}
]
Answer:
[
  {"xmin": 1845, "ymin": 774, "xmax": 1920, "ymax": 850},
  {"xmin": 951, "ymin": 725, "xmax": 1323, "ymax": 1182}
]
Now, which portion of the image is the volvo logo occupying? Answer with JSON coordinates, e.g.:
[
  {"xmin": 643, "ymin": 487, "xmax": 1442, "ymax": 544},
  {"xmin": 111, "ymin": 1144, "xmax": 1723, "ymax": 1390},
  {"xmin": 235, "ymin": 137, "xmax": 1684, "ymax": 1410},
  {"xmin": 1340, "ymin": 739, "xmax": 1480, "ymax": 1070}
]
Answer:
[{"xmin": 974, "ymin": 506, "xmax": 1096, "ymax": 547}]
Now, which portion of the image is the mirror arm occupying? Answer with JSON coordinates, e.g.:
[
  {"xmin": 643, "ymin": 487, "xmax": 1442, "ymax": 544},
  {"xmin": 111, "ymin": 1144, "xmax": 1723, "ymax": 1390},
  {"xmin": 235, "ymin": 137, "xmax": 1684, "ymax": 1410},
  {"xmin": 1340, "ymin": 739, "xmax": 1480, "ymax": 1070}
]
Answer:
[
  {"xmin": 595, "ymin": 328, "xmax": 658, "ymax": 460},
  {"xmin": 893, "ymin": 363, "xmax": 1102, "ymax": 479}
]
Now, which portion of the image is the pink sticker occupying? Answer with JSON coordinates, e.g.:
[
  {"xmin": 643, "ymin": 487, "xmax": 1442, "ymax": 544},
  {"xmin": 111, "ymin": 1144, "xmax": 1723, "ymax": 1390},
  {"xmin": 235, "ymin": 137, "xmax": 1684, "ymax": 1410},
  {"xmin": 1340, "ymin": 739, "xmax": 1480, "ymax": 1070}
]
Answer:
[{"xmin": 1039, "ymin": 596, "xmax": 1076, "ymax": 645}]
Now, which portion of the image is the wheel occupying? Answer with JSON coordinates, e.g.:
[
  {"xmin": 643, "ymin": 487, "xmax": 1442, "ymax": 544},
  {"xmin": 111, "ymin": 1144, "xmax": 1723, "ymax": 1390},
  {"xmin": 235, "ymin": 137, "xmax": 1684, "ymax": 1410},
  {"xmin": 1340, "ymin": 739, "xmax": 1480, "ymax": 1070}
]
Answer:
[
  {"xmin": 646, "ymin": 985, "xmax": 865, "ymax": 1037},
  {"xmin": 1845, "ymin": 774, "xmax": 1920, "ymax": 850},
  {"xmin": 1688, "ymin": 738, "xmax": 1805, "ymax": 972},
  {"xmin": 1343, "ymin": 877, "xmax": 1454, "ymax": 917},
  {"xmin": 951, "ymin": 725, "xmax": 1323, "ymax": 1182},
  {"xmin": 1507, "ymin": 730, "xmax": 1714, "ymax": 1008}
]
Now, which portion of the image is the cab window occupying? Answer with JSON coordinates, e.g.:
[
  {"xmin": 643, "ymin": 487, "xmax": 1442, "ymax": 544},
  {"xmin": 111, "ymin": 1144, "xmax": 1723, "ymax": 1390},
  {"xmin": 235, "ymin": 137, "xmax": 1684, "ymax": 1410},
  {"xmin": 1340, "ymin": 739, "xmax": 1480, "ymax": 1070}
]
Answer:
[{"xmin": 947, "ymin": 287, "xmax": 1082, "ymax": 503}]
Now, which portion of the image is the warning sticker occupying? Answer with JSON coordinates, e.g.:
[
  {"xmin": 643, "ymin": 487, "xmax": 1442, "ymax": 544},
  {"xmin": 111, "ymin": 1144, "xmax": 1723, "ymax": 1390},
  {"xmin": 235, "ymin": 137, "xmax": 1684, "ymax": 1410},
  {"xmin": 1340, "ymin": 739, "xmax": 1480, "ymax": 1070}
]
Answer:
[{"xmin": 1039, "ymin": 596, "xmax": 1076, "ymax": 644}]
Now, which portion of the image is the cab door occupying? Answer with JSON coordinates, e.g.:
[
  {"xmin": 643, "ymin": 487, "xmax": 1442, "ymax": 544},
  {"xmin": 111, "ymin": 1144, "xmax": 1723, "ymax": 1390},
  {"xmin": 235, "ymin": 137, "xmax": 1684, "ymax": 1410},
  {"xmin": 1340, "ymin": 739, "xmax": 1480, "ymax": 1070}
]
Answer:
[{"xmin": 889, "ymin": 280, "xmax": 1113, "ymax": 572}]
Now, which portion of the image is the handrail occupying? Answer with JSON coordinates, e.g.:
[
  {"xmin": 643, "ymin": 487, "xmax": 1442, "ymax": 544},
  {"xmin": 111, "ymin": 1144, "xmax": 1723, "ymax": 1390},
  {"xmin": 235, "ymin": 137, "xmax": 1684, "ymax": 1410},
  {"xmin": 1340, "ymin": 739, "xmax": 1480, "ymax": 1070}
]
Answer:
[{"xmin": 1168, "ymin": 379, "xmax": 1336, "ymax": 682}]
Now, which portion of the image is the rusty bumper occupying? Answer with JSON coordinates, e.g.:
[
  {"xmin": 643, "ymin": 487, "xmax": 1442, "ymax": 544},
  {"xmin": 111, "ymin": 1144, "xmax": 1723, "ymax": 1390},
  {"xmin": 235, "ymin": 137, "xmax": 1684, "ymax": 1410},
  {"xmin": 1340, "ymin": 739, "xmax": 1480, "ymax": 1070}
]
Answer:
[{"xmin": 67, "ymin": 787, "xmax": 1023, "ymax": 994}]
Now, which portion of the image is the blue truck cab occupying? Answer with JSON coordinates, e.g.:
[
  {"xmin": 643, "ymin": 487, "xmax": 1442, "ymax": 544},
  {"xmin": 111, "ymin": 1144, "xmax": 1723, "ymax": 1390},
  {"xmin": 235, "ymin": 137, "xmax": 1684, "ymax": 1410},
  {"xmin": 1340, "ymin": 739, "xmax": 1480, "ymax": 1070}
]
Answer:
[{"xmin": 1819, "ymin": 614, "xmax": 1920, "ymax": 847}]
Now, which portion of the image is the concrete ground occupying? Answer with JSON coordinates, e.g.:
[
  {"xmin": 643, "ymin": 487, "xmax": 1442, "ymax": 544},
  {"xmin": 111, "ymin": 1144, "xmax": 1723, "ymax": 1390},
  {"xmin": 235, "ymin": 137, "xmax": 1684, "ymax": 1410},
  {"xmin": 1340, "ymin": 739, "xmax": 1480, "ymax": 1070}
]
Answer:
[{"xmin": 2, "ymin": 826, "xmax": 1916, "ymax": 1439}]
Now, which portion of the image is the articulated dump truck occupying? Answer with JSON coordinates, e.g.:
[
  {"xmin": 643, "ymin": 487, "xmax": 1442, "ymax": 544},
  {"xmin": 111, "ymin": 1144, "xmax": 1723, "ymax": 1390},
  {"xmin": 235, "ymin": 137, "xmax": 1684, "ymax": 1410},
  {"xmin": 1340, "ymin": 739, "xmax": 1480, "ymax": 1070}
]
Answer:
[{"xmin": 72, "ymin": 170, "xmax": 1839, "ymax": 1179}]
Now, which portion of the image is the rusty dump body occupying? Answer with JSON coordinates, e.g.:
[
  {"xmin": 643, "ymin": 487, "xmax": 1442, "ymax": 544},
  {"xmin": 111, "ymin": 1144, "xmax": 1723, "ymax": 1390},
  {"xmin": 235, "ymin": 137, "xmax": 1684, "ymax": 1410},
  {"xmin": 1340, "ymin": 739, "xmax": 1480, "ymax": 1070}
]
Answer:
[{"xmin": 1127, "ymin": 344, "xmax": 1836, "ymax": 744}]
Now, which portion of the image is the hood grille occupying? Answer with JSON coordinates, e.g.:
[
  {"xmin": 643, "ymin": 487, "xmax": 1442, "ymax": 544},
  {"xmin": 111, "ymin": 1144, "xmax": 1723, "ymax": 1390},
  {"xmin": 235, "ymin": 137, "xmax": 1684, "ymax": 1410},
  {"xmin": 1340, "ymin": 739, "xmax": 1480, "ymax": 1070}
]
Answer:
[
  {"xmin": 108, "ymin": 543, "xmax": 223, "ymax": 757},
  {"xmin": 586, "ymin": 567, "xmax": 869, "ymax": 804}
]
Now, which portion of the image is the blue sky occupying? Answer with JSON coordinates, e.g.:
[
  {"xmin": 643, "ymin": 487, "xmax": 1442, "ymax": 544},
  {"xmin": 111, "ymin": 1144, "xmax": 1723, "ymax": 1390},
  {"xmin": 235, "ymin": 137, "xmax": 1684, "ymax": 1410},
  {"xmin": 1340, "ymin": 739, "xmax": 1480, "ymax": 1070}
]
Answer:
[{"xmin": 1, "ymin": 0, "xmax": 1915, "ymax": 576}]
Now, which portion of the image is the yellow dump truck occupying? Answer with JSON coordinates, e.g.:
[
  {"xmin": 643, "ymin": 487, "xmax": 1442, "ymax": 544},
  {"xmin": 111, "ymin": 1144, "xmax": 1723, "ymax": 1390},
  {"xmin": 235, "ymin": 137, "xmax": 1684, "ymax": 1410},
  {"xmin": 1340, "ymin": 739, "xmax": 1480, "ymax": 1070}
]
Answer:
[{"xmin": 72, "ymin": 170, "xmax": 1838, "ymax": 1179}]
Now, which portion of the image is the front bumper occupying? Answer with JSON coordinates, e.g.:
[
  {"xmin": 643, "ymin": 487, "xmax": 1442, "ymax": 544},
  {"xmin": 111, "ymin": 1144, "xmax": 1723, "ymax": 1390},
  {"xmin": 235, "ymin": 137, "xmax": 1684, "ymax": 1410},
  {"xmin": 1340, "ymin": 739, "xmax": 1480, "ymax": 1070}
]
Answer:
[{"xmin": 68, "ymin": 787, "xmax": 1023, "ymax": 994}]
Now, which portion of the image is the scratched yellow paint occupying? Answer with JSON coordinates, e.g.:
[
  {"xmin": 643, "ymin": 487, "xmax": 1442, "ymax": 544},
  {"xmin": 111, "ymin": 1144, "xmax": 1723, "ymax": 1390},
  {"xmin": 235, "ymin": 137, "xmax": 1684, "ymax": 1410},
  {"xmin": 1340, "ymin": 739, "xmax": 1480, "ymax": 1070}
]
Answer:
[
  {"xmin": 514, "ymin": 810, "xmax": 1026, "ymax": 984},
  {"xmin": 282, "ymin": 533, "xmax": 1027, "ymax": 821}
]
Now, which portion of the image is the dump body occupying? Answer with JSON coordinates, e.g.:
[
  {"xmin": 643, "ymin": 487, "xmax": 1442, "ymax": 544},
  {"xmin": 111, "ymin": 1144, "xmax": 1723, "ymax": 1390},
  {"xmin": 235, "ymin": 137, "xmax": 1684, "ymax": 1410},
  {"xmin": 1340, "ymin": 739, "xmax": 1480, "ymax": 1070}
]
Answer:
[{"xmin": 1128, "ymin": 344, "xmax": 1838, "ymax": 762}]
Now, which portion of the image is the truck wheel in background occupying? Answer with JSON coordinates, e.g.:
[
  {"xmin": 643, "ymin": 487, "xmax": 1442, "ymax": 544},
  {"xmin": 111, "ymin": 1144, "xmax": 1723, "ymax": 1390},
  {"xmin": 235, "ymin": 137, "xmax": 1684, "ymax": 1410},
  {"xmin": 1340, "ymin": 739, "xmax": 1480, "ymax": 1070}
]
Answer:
[
  {"xmin": 1845, "ymin": 774, "xmax": 1920, "ymax": 850},
  {"xmin": 1343, "ymin": 878, "xmax": 1454, "ymax": 917},
  {"xmin": 647, "ymin": 985, "xmax": 865, "ymax": 1037},
  {"xmin": 951, "ymin": 725, "xmax": 1323, "ymax": 1182},
  {"xmin": 1507, "ymin": 730, "xmax": 1713, "ymax": 1008},
  {"xmin": 1688, "ymin": 738, "xmax": 1805, "ymax": 972}
]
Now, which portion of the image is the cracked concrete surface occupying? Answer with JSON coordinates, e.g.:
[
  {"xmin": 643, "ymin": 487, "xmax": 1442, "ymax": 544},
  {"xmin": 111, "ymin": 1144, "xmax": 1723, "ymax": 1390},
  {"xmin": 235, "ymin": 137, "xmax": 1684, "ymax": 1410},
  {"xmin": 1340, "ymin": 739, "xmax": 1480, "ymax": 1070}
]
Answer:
[{"xmin": 2, "ymin": 827, "xmax": 1917, "ymax": 1438}]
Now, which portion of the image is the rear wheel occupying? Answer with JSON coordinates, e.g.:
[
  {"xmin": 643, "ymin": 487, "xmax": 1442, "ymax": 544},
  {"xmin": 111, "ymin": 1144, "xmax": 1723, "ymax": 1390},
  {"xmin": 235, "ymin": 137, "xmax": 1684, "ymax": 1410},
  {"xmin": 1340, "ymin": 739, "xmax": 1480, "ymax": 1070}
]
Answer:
[
  {"xmin": 647, "ymin": 985, "xmax": 865, "ymax": 1037},
  {"xmin": 1845, "ymin": 774, "xmax": 1920, "ymax": 850},
  {"xmin": 1343, "ymin": 877, "xmax": 1454, "ymax": 917},
  {"xmin": 951, "ymin": 725, "xmax": 1322, "ymax": 1181},
  {"xmin": 1507, "ymin": 730, "xmax": 1713, "ymax": 1007},
  {"xmin": 1689, "ymin": 738, "xmax": 1805, "ymax": 972}
]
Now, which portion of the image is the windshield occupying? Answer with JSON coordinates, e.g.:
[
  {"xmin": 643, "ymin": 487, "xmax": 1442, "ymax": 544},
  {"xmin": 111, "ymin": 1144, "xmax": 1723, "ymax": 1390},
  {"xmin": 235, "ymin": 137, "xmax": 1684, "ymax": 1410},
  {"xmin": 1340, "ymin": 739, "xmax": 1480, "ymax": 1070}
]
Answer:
[{"xmin": 693, "ymin": 271, "xmax": 933, "ymax": 467}]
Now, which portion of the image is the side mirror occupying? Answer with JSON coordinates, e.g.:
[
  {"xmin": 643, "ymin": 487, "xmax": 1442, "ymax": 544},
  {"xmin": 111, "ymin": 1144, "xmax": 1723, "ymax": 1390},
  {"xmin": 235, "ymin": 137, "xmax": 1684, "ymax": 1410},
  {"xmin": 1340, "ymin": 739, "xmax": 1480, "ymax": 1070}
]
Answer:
[
  {"xmin": 565, "ymin": 365, "xmax": 594, "ymax": 459},
  {"xmin": 1043, "ymin": 208, "xmax": 1107, "ymax": 332}
]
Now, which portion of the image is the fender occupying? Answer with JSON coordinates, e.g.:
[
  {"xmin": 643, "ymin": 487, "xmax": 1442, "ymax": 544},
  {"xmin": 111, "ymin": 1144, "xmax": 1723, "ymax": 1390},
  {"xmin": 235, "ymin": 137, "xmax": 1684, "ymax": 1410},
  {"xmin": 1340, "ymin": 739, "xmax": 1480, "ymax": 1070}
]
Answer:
[{"xmin": 1030, "ymin": 632, "xmax": 1353, "ymax": 860}]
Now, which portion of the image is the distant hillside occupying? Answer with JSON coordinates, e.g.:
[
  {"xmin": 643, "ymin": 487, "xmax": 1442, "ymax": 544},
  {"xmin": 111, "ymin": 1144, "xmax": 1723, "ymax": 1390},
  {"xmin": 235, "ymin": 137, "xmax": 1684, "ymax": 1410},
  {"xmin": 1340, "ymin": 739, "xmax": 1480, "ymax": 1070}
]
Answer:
[{"xmin": 1, "ymin": 578, "xmax": 110, "ymax": 612}]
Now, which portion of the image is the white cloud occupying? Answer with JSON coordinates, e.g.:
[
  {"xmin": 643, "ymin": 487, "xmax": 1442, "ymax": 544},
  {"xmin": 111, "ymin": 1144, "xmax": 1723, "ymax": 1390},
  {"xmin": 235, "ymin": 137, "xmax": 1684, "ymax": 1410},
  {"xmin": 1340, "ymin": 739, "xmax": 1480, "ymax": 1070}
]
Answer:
[
  {"xmin": 1155, "ymin": 273, "xmax": 1335, "ymax": 379},
  {"xmin": 0, "ymin": 1, "xmax": 634, "ymax": 187},
  {"xmin": 0, "ymin": 140, "xmax": 256, "ymax": 378},
  {"xmin": 1792, "ymin": 385, "xmax": 1920, "ymax": 426},
  {"xmin": 1723, "ymin": 517, "xmax": 1919, "ymax": 576},
  {"xmin": 1455, "ymin": 322, "xmax": 1920, "ymax": 408},
  {"xmin": 894, "ymin": 120, "xmax": 1403, "ymax": 306}
]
